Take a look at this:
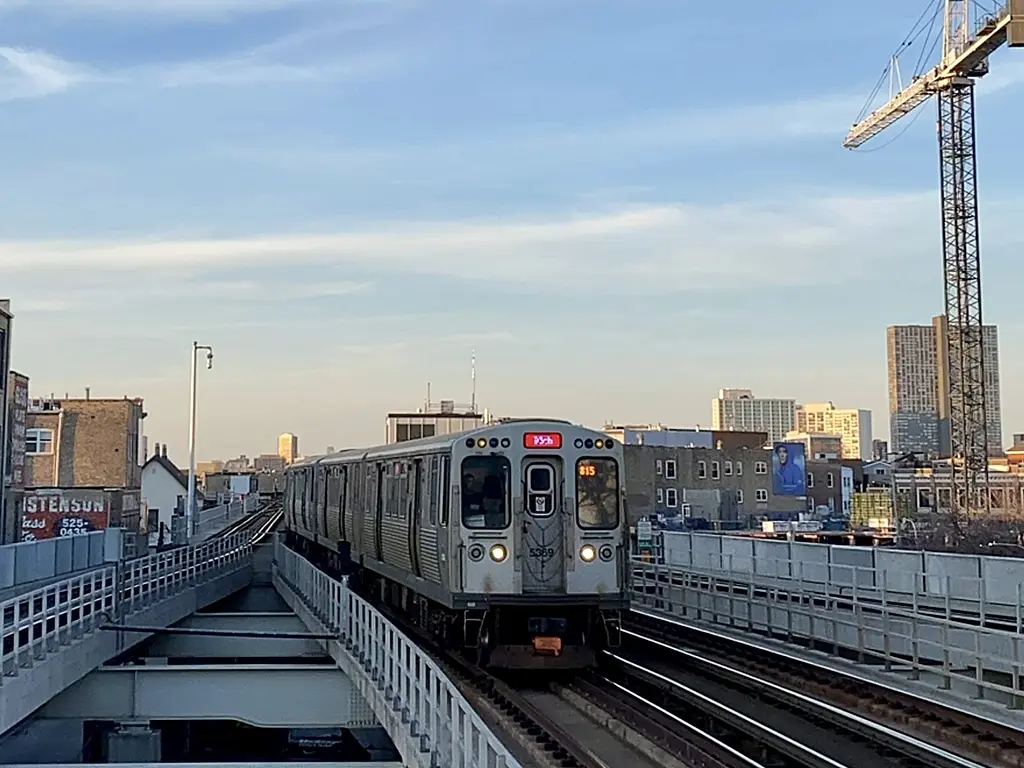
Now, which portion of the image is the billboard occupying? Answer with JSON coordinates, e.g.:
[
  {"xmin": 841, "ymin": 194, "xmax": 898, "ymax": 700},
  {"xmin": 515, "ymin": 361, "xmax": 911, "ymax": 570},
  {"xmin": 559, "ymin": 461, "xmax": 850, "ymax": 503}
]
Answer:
[
  {"xmin": 21, "ymin": 490, "xmax": 110, "ymax": 541},
  {"xmin": 7, "ymin": 372, "xmax": 28, "ymax": 490},
  {"xmin": 771, "ymin": 442, "xmax": 807, "ymax": 497}
]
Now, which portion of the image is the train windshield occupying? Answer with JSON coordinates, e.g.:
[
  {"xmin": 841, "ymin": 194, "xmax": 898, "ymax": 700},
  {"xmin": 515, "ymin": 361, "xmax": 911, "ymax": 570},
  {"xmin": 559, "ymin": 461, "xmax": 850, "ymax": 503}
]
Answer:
[
  {"xmin": 461, "ymin": 456, "xmax": 511, "ymax": 529},
  {"xmin": 576, "ymin": 458, "xmax": 619, "ymax": 530}
]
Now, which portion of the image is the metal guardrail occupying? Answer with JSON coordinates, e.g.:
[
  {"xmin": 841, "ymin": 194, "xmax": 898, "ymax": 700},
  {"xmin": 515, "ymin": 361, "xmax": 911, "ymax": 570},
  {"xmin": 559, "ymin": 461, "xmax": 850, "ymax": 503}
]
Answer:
[
  {"xmin": 191, "ymin": 496, "xmax": 259, "ymax": 543},
  {"xmin": 0, "ymin": 530, "xmax": 254, "ymax": 684},
  {"xmin": 274, "ymin": 540, "xmax": 521, "ymax": 768},
  {"xmin": 0, "ymin": 529, "xmax": 122, "ymax": 591},
  {"xmin": 633, "ymin": 552, "xmax": 1024, "ymax": 709},
  {"xmin": 655, "ymin": 530, "xmax": 1024, "ymax": 620}
]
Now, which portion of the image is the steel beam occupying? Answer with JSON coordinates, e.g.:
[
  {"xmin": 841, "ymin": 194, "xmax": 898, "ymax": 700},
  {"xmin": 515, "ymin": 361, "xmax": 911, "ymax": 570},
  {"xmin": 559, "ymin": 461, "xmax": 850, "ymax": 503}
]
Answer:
[
  {"xmin": 39, "ymin": 664, "xmax": 377, "ymax": 729},
  {"xmin": 144, "ymin": 612, "xmax": 328, "ymax": 658}
]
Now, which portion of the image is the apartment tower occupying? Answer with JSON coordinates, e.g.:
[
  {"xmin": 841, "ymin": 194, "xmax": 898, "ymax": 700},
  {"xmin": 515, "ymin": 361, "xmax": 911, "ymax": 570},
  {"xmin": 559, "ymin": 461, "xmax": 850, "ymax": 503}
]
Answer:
[
  {"xmin": 711, "ymin": 389, "xmax": 796, "ymax": 444},
  {"xmin": 277, "ymin": 433, "xmax": 299, "ymax": 465},
  {"xmin": 886, "ymin": 317, "xmax": 1002, "ymax": 456}
]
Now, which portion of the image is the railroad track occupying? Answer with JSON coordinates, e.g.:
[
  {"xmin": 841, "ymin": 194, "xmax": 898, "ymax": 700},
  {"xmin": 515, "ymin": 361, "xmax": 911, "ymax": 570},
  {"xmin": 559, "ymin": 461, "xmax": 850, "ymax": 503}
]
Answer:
[
  {"xmin": 214, "ymin": 502, "xmax": 282, "ymax": 543},
  {"xmin": 361, "ymin": 598, "xmax": 609, "ymax": 767},
  {"xmin": 619, "ymin": 609, "xmax": 1003, "ymax": 768},
  {"xmin": 363, "ymin": 598, "xmax": 771, "ymax": 768}
]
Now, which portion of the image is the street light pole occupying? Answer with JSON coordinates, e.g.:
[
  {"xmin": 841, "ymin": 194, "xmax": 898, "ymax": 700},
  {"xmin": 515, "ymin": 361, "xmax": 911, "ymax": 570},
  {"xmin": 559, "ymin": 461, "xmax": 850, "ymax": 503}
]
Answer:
[{"xmin": 186, "ymin": 341, "xmax": 213, "ymax": 542}]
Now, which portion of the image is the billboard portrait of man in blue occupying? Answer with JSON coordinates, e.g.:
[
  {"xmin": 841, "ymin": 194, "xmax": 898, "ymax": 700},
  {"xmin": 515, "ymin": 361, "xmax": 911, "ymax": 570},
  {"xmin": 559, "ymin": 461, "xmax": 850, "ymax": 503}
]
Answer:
[{"xmin": 771, "ymin": 442, "xmax": 806, "ymax": 496}]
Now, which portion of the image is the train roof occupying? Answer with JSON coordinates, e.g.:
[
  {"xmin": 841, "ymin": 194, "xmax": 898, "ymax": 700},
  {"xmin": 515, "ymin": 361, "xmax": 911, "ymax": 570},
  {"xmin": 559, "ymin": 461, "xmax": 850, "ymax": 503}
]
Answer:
[{"xmin": 288, "ymin": 419, "xmax": 608, "ymax": 470}]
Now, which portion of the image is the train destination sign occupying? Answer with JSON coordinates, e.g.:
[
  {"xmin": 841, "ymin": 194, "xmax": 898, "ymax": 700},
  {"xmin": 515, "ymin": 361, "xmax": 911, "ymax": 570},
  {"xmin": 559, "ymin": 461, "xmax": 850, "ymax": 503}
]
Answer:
[{"xmin": 523, "ymin": 432, "xmax": 562, "ymax": 449}]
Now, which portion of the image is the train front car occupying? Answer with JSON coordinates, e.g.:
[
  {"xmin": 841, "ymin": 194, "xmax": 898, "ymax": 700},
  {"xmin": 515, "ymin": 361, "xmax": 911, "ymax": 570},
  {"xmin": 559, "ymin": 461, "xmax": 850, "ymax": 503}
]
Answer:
[{"xmin": 456, "ymin": 420, "xmax": 628, "ymax": 669}]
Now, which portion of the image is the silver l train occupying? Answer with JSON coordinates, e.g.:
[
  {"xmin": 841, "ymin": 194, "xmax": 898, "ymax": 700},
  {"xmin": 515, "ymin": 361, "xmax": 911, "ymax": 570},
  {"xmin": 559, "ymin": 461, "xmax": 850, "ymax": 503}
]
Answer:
[{"xmin": 283, "ymin": 419, "xmax": 628, "ymax": 669}]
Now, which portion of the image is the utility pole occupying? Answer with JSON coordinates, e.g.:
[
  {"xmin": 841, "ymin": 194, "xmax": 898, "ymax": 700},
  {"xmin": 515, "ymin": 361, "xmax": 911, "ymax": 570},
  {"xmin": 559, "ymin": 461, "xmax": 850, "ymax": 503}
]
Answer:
[{"xmin": 187, "ymin": 341, "xmax": 214, "ymax": 542}]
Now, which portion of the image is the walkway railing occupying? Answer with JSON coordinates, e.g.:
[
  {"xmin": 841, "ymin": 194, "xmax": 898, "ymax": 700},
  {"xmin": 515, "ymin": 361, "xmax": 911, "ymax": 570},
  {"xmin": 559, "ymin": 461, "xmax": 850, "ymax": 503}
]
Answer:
[
  {"xmin": 0, "ymin": 530, "xmax": 254, "ymax": 732},
  {"xmin": 633, "ymin": 531, "xmax": 1024, "ymax": 709},
  {"xmin": 274, "ymin": 540, "xmax": 520, "ymax": 768},
  {"xmin": 191, "ymin": 496, "xmax": 259, "ymax": 543}
]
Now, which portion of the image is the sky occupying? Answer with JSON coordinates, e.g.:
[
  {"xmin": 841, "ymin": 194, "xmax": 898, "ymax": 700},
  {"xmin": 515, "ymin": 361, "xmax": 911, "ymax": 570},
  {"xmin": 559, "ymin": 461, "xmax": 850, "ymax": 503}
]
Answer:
[{"xmin": 2, "ymin": 0, "xmax": 1023, "ymax": 463}]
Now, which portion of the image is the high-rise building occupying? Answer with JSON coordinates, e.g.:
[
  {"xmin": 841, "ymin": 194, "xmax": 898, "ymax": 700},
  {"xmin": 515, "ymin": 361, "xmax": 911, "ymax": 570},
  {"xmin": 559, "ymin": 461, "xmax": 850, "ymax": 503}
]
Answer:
[
  {"xmin": 933, "ymin": 315, "xmax": 1002, "ymax": 457},
  {"xmin": 711, "ymin": 389, "xmax": 796, "ymax": 444},
  {"xmin": 887, "ymin": 318, "xmax": 1002, "ymax": 456},
  {"xmin": 796, "ymin": 402, "xmax": 872, "ymax": 460},
  {"xmin": 277, "ymin": 433, "xmax": 298, "ymax": 465}
]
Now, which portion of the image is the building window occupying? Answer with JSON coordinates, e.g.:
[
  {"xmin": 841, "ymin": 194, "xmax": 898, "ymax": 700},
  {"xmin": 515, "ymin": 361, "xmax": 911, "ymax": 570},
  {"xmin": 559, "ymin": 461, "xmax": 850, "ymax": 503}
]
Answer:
[
  {"xmin": 656, "ymin": 488, "xmax": 664, "ymax": 504},
  {"xmin": 26, "ymin": 428, "xmax": 54, "ymax": 455},
  {"xmin": 666, "ymin": 488, "xmax": 678, "ymax": 507},
  {"xmin": 665, "ymin": 459, "xmax": 677, "ymax": 479},
  {"xmin": 756, "ymin": 488, "xmax": 768, "ymax": 503},
  {"xmin": 724, "ymin": 460, "xmax": 733, "ymax": 476},
  {"xmin": 736, "ymin": 489, "xmax": 744, "ymax": 504},
  {"xmin": 698, "ymin": 461, "xmax": 706, "ymax": 479},
  {"xmin": 755, "ymin": 461, "xmax": 767, "ymax": 475},
  {"xmin": 827, "ymin": 472, "xmax": 834, "ymax": 488},
  {"xmin": 655, "ymin": 459, "xmax": 663, "ymax": 475},
  {"xmin": 736, "ymin": 461, "xmax": 743, "ymax": 476},
  {"xmin": 711, "ymin": 461, "xmax": 720, "ymax": 480},
  {"xmin": 807, "ymin": 473, "xmax": 814, "ymax": 488}
]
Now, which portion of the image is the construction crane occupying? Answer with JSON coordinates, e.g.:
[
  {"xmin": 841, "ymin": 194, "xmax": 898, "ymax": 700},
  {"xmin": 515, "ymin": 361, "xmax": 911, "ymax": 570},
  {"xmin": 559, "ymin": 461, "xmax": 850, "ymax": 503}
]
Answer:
[{"xmin": 844, "ymin": 1, "xmax": 1024, "ymax": 540}]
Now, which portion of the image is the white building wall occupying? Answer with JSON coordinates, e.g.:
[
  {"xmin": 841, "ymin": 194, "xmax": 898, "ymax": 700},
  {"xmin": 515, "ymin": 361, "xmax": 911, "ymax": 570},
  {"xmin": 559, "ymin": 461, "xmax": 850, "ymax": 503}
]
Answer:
[
  {"xmin": 141, "ymin": 463, "xmax": 186, "ymax": 547},
  {"xmin": 841, "ymin": 466, "xmax": 854, "ymax": 517},
  {"xmin": 711, "ymin": 389, "xmax": 796, "ymax": 444}
]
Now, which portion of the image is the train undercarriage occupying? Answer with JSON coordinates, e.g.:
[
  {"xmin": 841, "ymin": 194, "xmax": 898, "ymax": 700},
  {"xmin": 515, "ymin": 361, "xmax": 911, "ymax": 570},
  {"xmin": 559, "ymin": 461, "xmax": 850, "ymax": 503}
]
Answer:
[{"xmin": 284, "ymin": 530, "xmax": 622, "ymax": 669}]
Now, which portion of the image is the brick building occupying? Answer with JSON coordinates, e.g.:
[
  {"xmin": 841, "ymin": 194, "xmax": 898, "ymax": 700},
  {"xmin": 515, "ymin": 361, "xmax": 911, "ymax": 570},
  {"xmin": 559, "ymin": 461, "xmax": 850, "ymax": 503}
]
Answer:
[
  {"xmin": 623, "ymin": 444, "xmax": 864, "ymax": 528},
  {"xmin": 805, "ymin": 459, "xmax": 860, "ymax": 518},
  {"xmin": 26, "ymin": 396, "xmax": 145, "ymax": 488},
  {"xmin": 623, "ymin": 444, "xmax": 783, "ymax": 527},
  {"xmin": 22, "ymin": 395, "xmax": 146, "ymax": 543},
  {"xmin": 5, "ymin": 371, "xmax": 29, "ymax": 544}
]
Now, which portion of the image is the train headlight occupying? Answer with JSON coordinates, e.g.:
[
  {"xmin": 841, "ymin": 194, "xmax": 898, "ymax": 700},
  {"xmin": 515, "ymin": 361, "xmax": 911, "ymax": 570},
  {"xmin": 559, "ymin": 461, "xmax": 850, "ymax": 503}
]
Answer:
[
  {"xmin": 599, "ymin": 545, "xmax": 614, "ymax": 562},
  {"xmin": 468, "ymin": 544, "xmax": 485, "ymax": 561},
  {"xmin": 579, "ymin": 544, "xmax": 597, "ymax": 563},
  {"xmin": 489, "ymin": 544, "xmax": 508, "ymax": 562}
]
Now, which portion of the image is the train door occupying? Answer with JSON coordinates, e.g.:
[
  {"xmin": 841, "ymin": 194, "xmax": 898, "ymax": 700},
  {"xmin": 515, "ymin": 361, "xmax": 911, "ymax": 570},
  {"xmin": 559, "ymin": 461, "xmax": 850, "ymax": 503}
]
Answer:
[
  {"xmin": 374, "ymin": 463, "xmax": 385, "ymax": 562},
  {"xmin": 338, "ymin": 466, "xmax": 348, "ymax": 542},
  {"xmin": 437, "ymin": 455, "xmax": 452, "ymax": 590},
  {"xmin": 521, "ymin": 459, "xmax": 566, "ymax": 593},
  {"xmin": 317, "ymin": 464, "xmax": 329, "ymax": 540},
  {"xmin": 409, "ymin": 458, "xmax": 422, "ymax": 578}
]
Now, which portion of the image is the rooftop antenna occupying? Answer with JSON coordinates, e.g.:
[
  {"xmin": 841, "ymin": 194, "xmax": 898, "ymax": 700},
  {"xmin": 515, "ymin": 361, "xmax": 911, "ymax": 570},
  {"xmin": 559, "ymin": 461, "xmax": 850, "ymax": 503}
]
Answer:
[
  {"xmin": 426, "ymin": 381, "xmax": 431, "ymax": 411},
  {"xmin": 471, "ymin": 350, "xmax": 477, "ymax": 414}
]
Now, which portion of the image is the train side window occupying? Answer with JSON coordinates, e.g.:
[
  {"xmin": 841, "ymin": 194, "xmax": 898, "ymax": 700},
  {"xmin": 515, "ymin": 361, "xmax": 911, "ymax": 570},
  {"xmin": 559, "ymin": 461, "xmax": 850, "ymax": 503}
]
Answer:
[
  {"xmin": 461, "ymin": 455, "xmax": 511, "ymax": 529},
  {"xmin": 576, "ymin": 458, "xmax": 620, "ymax": 530},
  {"xmin": 439, "ymin": 455, "xmax": 450, "ymax": 526}
]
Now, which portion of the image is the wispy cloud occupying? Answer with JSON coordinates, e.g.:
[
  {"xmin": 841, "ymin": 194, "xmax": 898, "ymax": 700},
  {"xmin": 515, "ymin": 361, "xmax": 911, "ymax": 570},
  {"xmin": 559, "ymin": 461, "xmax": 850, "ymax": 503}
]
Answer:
[
  {"xmin": 0, "ymin": 190, "xmax": 982, "ymax": 295},
  {"xmin": 0, "ymin": 0, "xmax": 325, "ymax": 19},
  {"xmin": 152, "ymin": 49, "xmax": 401, "ymax": 88},
  {"xmin": 0, "ymin": 47, "xmax": 97, "ymax": 101},
  {"xmin": 0, "ymin": 36, "xmax": 400, "ymax": 103},
  {"xmin": 978, "ymin": 60, "xmax": 1024, "ymax": 96}
]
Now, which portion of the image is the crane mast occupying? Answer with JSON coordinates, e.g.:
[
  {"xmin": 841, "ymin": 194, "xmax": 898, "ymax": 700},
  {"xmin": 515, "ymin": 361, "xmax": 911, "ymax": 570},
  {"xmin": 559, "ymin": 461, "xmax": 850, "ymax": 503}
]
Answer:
[
  {"xmin": 845, "ymin": 1, "xmax": 1024, "ymax": 544},
  {"xmin": 937, "ymin": 1, "xmax": 989, "ymax": 534}
]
